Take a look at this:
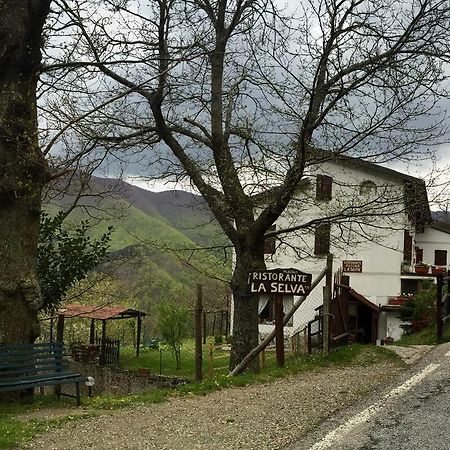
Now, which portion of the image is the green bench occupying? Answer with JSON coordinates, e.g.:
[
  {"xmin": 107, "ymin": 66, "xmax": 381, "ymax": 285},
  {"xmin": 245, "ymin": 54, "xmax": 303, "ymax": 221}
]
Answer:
[{"xmin": 0, "ymin": 342, "xmax": 88, "ymax": 406}]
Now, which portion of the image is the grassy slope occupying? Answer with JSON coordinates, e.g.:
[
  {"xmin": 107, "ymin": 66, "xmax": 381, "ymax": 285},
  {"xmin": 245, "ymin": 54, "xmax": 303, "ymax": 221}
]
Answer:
[{"xmin": 44, "ymin": 198, "xmax": 231, "ymax": 313}]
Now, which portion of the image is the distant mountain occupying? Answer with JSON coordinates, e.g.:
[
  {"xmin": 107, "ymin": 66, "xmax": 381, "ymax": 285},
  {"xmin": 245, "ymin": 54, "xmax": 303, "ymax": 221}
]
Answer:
[
  {"xmin": 44, "ymin": 176, "xmax": 231, "ymax": 311},
  {"xmin": 85, "ymin": 177, "xmax": 219, "ymax": 246}
]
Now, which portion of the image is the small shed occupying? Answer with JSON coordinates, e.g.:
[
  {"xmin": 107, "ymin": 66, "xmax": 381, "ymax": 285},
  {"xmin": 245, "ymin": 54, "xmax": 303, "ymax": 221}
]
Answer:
[
  {"xmin": 55, "ymin": 304, "xmax": 146, "ymax": 365},
  {"xmin": 331, "ymin": 273, "xmax": 380, "ymax": 345}
]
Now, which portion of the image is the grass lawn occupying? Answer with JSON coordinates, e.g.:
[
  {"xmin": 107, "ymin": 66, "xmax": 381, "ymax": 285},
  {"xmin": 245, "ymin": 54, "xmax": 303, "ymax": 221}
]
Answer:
[
  {"xmin": 0, "ymin": 343, "xmax": 402, "ymax": 449},
  {"xmin": 120, "ymin": 338, "xmax": 230, "ymax": 379}
]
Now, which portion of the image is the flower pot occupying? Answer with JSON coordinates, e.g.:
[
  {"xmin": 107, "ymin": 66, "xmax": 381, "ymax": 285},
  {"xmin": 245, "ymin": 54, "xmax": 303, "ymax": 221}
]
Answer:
[
  {"xmin": 415, "ymin": 266, "xmax": 429, "ymax": 274},
  {"xmin": 431, "ymin": 267, "xmax": 445, "ymax": 275}
]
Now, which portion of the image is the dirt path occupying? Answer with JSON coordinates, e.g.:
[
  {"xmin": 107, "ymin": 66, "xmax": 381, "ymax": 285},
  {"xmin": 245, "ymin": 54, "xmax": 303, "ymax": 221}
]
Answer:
[{"xmin": 24, "ymin": 360, "xmax": 404, "ymax": 450}]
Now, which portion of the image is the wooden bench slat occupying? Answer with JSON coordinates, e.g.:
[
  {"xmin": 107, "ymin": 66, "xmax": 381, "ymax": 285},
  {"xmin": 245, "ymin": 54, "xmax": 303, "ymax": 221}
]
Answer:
[{"xmin": 0, "ymin": 342, "xmax": 88, "ymax": 405}]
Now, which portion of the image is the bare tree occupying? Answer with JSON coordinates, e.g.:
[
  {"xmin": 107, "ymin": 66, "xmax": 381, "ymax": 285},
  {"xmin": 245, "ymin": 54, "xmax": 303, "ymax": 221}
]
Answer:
[{"xmin": 41, "ymin": 0, "xmax": 450, "ymax": 369}]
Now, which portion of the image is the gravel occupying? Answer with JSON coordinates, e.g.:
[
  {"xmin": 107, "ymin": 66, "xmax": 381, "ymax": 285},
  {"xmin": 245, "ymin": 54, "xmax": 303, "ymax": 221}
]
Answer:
[{"xmin": 25, "ymin": 361, "xmax": 403, "ymax": 450}]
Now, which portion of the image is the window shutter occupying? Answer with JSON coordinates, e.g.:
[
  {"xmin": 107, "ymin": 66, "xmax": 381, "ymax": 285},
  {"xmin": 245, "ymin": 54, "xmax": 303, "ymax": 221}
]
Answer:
[
  {"xmin": 434, "ymin": 250, "xmax": 447, "ymax": 266},
  {"xmin": 403, "ymin": 230, "xmax": 412, "ymax": 262},
  {"xmin": 316, "ymin": 175, "xmax": 333, "ymax": 201},
  {"xmin": 264, "ymin": 225, "xmax": 276, "ymax": 255},
  {"xmin": 314, "ymin": 223, "xmax": 331, "ymax": 255},
  {"xmin": 415, "ymin": 247, "xmax": 423, "ymax": 263}
]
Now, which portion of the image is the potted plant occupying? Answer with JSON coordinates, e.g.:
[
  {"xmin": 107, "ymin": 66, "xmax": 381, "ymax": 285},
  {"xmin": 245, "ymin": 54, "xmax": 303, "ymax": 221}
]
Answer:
[
  {"xmin": 414, "ymin": 262, "xmax": 429, "ymax": 274},
  {"xmin": 431, "ymin": 266, "xmax": 445, "ymax": 275},
  {"xmin": 401, "ymin": 260, "xmax": 411, "ymax": 273}
]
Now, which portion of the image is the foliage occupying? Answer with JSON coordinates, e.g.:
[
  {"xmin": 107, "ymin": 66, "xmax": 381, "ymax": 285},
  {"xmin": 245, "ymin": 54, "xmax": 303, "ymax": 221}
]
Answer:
[
  {"xmin": 396, "ymin": 321, "xmax": 450, "ymax": 346},
  {"xmin": 156, "ymin": 301, "xmax": 192, "ymax": 369},
  {"xmin": 400, "ymin": 282, "xmax": 436, "ymax": 325},
  {"xmin": 37, "ymin": 212, "xmax": 112, "ymax": 314}
]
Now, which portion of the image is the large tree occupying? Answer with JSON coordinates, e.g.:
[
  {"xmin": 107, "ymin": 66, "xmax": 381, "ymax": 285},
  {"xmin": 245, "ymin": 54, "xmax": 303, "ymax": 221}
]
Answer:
[
  {"xmin": 43, "ymin": 0, "xmax": 450, "ymax": 369},
  {"xmin": 0, "ymin": 1, "xmax": 52, "ymax": 344}
]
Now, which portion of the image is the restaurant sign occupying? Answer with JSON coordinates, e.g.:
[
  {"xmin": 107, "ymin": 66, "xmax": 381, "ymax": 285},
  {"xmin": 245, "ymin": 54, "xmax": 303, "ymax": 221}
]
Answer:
[
  {"xmin": 247, "ymin": 268, "xmax": 312, "ymax": 295},
  {"xmin": 342, "ymin": 260, "xmax": 363, "ymax": 273}
]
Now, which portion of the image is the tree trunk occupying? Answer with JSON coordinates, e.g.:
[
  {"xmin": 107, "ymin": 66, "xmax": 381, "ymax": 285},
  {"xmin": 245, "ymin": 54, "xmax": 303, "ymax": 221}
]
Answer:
[
  {"xmin": 229, "ymin": 247, "xmax": 265, "ymax": 372},
  {"xmin": 0, "ymin": 1, "xmax": 51, "ymax": 344}
]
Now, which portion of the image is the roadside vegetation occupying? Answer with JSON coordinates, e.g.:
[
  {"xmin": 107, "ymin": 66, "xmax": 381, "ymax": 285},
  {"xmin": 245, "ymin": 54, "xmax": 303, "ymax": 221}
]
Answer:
[
  {"xmin": 0, "ymin": 343, "xmax": 402, "ymax": 449},
  {"xmin": 396, "ymin": 281, "xmax": 450, "ymax": 346},
  {"xmin": 395, "ymin": 321, "xmax": 450, "ymax": 346}
]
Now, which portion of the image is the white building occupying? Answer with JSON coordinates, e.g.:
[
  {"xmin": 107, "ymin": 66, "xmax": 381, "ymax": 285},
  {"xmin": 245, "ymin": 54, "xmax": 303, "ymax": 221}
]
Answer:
[{"xmin": 256, "ymin": 153, "xmax": 448, "ymax": 343}]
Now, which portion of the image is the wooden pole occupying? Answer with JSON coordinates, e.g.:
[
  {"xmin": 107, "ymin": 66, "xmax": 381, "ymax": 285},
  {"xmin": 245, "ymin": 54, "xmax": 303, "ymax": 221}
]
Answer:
[
  {"xmin": 212, "ymin": 312, "xmax": 216, "ymax": 337},
  {"xmin": 195, "ymin": 283, "xmax": 203, "ymax": 381},
  {"xmin": 219, "ymin": 310, "xmax": 224, "ymax": 337},
  {"xmin": 89, "ymin": 319, "xmax": 95, "ymax": 345},
  {"xmin": 437, "ymin": 274, "xmax": 444, "ymax": 342},
  {"xmin": 56, "ymin": 314, "xmax": 65, "ymax": 343},
  {"xmin": 259, "ymin": 348, "xmax": 265, "ymax": 369},
  {"xmin": 54, "ymin": 314, "xmax": 65, "ymax": 397},
  {"xmin": 136, "ymin": 313, "xmax": 142, "ymax": 357},
  {"xmin": 202, "ymin": 311, "xmax": 207, "ymax": 344},
  {"xmin": 274, "ymin": 294, "xmax": 285, "ymax": 367},
  {"xmin": 225, "ymin": 310, "xmax": 229, "ymax": 338},
  {"xmin": 49, "ymin": 317, "xmax": 54, "ymax": 342},
  {"xmin": 208, "ymin": 342, "xmax": 214, "ymax": 378},
  {"xmin": 323, "ymin": 254, "xmax": 333, "ymax": 355},
  {"xmin": 100, "ymin": 320, "xmax": 107, "ymax": 366}
]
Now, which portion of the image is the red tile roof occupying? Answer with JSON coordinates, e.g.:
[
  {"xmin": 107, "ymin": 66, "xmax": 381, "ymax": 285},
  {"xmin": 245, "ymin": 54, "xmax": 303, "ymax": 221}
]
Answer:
[{"xmin": 58, "ymin": 304, "xmax": 146, "ymax": 320}]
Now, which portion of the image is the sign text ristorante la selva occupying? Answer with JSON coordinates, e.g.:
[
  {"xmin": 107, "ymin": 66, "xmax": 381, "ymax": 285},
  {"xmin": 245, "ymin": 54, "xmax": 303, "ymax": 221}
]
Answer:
[{"xmin": 247, "ymin": 268, "xmax": 312, "ymax": 295}]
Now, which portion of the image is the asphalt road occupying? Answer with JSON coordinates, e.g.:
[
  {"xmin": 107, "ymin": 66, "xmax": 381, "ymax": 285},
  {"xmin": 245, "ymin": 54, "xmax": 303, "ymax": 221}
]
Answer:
[{"xmin": 286, "ymin": 342, "xmax": 450, "ymax": 450}]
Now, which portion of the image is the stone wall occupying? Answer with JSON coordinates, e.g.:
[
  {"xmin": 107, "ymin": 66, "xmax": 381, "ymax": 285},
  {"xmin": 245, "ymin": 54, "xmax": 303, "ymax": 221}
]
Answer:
[{"xmin": 66, "ymin": 360, "xmax": 187, "ymax": 396}]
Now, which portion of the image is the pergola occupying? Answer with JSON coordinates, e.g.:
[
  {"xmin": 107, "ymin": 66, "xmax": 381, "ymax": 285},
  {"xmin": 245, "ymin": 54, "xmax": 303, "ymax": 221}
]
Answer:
[{"xmin": 54, "ymin": 304, "xmax": 146, "ymax": 363}]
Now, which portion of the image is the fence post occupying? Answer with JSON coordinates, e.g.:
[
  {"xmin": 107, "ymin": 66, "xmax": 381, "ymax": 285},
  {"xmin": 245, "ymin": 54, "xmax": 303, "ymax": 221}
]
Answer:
[
  {"xmin": 208, "ymin": 342, "xmax": 214, "ymax": 378},
  {"xmin": 323, "ymin": 254, "xmax": 333, "ymax": 355},
  {"xmin": 195, "ymin": 284, "xmax": 203, "ymax": 382},
  {"xmin": 437, "ymin": 274, "xmax": 444, "ymax": 342},
  {"xmin": 307, "ymin": 321, "xmax": 312, "ymax": 354}
]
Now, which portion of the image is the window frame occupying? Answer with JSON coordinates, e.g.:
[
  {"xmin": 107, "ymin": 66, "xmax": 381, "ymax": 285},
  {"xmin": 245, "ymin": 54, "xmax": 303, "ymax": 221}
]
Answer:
[
  {"xmin": 316, "ymin": 175, "xmax": 333, "ymax": 201},
  {"xmin": 314, "ymin": 223, "xmax": 331, "ymax": 256}
]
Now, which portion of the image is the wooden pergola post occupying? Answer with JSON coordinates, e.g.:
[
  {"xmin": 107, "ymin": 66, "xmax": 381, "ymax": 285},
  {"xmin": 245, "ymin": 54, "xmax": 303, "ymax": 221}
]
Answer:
[
  {"xmin": 89, "ymin": 319, "xmax": 95, "ymax": 345},
  {"xmin": 100, "ymin": 320, "xmax": 107, "ymax": 366},
  {"xmin": 56, "ymin": 314, "xmax": 65, "ymax": 343}
]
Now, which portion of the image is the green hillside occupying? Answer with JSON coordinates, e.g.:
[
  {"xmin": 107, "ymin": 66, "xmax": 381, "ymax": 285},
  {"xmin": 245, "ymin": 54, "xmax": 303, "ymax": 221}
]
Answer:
[{"xmin": 44, "ymin": 191, "xmax": 231, "ymax": 316}]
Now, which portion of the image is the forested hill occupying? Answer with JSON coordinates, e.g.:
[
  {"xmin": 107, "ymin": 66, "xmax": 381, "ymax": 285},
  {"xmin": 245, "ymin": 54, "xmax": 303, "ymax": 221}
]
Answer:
[
  {"xmin": 85, "ymin": 177, "xmax": 220, "ymax": 247},
  {"xmin": 44, "ymin": 176, "xmax": 231, "ymax": 311}
]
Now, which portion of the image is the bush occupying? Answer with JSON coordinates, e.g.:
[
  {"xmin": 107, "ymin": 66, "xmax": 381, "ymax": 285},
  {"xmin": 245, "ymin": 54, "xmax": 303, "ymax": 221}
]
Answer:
[
  {"xmin": 156, "ymin": 301, "xmax": 191, "ymax": 369},
  {"xmin": 400, "ymin": 282, "xmax": 436, "ymax": 334}
]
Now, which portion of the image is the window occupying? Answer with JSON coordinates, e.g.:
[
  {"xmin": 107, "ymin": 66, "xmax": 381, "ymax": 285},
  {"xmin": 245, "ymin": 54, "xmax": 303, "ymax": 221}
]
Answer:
[
  {"xmin": 316, "ymin": 175, "xmax": 332, "ymax": 201},
  {"xmin": 264, "ymin": 225, "xmax": 276, "ymax": 255},
  {"xmin": 314, "ymin": 223, "xmax": 331, "ymax": 255},
  {"xmin": 415, "ymin": 247, "xmax": 423, "ymax": 263},
  {"xmin": 403, "ymin": 230, "xmax": 412, "ymax": 262},
  {"xmin": 434, "ymin": 250, "xmax": 447, "ymax": 266},
  {"xmin": 359, "ymin": 180, "xmax": 377, "ymax": 195}
]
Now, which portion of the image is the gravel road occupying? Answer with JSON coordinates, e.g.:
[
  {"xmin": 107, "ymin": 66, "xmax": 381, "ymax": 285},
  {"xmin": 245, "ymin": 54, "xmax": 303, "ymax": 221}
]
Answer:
[{"xmin": 25, "ymin": 361, "xmax": 403, "ymax": 450}]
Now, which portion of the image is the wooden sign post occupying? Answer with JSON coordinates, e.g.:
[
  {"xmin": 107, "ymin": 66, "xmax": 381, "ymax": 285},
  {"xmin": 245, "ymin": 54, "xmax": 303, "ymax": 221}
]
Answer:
[
  {"xmin": 274, "ymin": 294, "xmax": 285, "ymax": 367},
  {"xmin": 247, "ymin": 268, "xmax": 312, "ymax": 368}
]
